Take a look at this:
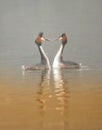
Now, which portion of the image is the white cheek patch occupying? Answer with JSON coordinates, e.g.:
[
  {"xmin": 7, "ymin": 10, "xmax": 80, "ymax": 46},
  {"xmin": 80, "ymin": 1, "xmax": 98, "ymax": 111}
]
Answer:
[
  {"xmin": 41, "ymin": 37, "xmax": 45, "ymax": 41},
  {"xmin": 59, "ymin": 37, "xmax": 62, "ymax": 40}
]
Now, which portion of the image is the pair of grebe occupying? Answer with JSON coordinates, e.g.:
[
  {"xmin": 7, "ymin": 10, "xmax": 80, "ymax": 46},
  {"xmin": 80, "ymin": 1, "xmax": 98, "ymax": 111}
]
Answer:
[{"xmin": 22, "ymin": 32, "xmax": 80, "ymax": 71}]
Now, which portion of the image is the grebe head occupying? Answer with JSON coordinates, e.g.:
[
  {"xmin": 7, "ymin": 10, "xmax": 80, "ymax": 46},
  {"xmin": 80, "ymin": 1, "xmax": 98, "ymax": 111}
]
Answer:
[
  {"xmin": 59, "ymin": 33, "xmax": 67, "ymax": 45},
  {"xmin": 39, "ymin": 32, "xmax": 43, "ymax": 37},
  {"xmin": 35, "ymin": 32, "xmax": 44, "ymax": 46},
  {"xmin": 61, "ymin": 33, "xmax": 66, "ymax": 37}
]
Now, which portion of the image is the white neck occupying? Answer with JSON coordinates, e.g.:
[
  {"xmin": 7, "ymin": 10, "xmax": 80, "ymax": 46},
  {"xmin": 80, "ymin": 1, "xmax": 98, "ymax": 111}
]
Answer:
[
  {"xmin": 39, "ymin": 46, "xmax": 51, "ymax": 69},
  {"xmin": 53, "ymin": 44, "xmax": 64, "ymax": 68}
]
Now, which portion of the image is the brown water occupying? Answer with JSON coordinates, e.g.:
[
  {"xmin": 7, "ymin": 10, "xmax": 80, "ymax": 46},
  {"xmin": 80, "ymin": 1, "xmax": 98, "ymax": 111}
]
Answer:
[
  {"xmin": 0, "ymin": 68, "xmax": 102, "ymax": 130},
  {"xmin": 0, "ymin": 0, "xmax": 102, "ymax": 129}
]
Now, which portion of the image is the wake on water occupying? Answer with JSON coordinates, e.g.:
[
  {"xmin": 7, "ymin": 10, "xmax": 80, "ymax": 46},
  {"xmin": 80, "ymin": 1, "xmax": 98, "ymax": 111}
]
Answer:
[
  {"xmin": 21, "ymin": 63, "xmax": 89, "ymax": 71},
  {"xmin": 78, "ymin": 63, "xmax": 89, "ymax": 71}
]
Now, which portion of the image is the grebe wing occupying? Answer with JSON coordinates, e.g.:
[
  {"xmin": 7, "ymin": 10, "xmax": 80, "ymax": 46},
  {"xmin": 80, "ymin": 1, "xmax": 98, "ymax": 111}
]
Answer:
[{"xmin": 60, "ymin": 61, "xmax": 80, "ymax": 69}]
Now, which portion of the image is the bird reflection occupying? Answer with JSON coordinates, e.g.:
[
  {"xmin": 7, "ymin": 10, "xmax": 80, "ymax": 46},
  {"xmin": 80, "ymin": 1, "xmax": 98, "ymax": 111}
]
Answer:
[
  {"xmin": 36, "ymin": 69, "xmax": 69, "ymax": 129},
  {"xmin": 53, "ymin": 69, "xmax": 69, "ymax": 114},
  {"xmin": 53, "ymin": 68, "xmax": 69, "ymax": 129},
  {"xmin": 36, "ymin": 69, "xmax": 51, "ymax": 111}
]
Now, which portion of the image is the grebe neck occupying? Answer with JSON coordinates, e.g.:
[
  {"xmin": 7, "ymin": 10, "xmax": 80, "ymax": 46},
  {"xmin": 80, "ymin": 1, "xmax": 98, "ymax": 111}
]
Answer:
[
  {"xmin": 38, "ymin": 45, "xmax": 51, "ymax": 69},
  {"xmin": 53, "ymin": 44, "xmax": 65, "ymax": 68}
]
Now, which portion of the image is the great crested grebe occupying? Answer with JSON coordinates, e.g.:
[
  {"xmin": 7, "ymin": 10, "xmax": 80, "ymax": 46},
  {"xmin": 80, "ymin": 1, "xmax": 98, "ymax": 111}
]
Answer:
[
  {"xmin": 22, "ymin": 32, "xmax": 51, "ymax": 70},
  {"xmin": 53, "ymin": 33, "xmax": 80, "ymax": 69}
]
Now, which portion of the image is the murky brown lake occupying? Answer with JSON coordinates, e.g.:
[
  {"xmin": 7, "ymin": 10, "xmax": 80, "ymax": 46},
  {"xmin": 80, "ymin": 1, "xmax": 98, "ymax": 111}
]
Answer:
[{"xmin": 0, "ymin": 69, "xmax": 102, "ymax": 130}]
